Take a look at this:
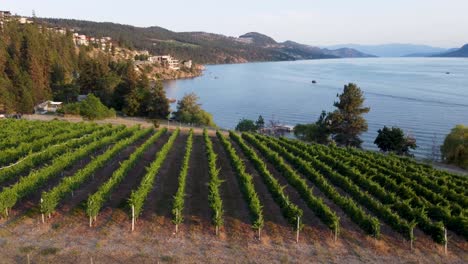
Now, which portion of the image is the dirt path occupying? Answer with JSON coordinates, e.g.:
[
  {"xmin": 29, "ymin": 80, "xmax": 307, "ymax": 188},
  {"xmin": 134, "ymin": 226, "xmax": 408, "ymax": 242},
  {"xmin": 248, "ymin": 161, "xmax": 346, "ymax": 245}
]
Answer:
[
  {"xmin": 7, "ymin": 142, "xmax": 119, "ymax": 220},
  {"xmin": 183, "ymin": 135, "xmax": 212, "ymax": 234},
  {"xmin": 57, "ymin": 133, "xmax": 152, "ymax": 213},
  {"xmin": 229, "ymin": 138, "xmax": 292, "ymax": 244},
  {"xmin": 211, "ymin": 137, "xmax": 252, "ymax": 240},
  {"xmin": 89, "ymin": 132, "xmax": 171, "ymax": 228},
  {"xmin": 142, "ymin": 134, "xmax": 187, "ymax": 223}
]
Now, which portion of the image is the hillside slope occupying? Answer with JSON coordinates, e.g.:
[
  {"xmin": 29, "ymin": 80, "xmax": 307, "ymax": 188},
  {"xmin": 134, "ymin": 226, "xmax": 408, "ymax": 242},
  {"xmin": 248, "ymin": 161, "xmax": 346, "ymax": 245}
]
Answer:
[
  {"xmin": 325, "ymin": 43, "xmax": 448, "ymax": 57},
  {"xmin": 435, "ymin": 44, "xmax": 468, "ymax": 57},
  {"xmin": 39, "ymin": 18, "xmax": 373, "ymax": 64}
]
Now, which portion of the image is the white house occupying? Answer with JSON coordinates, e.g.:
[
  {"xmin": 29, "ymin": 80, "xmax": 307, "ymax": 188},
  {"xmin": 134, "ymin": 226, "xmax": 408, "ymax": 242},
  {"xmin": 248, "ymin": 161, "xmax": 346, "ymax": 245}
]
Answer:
[
  {"xmin": 149, "ymin": 55, "xmax": 180, "ymax": 70},
  {"xmin": 34, "ymin": 101, "xmax": 63, "ymax": 114}
]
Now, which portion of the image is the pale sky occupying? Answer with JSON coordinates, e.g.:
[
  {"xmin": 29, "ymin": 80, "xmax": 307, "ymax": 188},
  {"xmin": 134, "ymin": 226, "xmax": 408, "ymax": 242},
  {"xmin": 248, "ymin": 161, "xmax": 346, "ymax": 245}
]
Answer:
[{"xmin": 3, "ymin": 0, "xmax": 467, "ymax": 48}]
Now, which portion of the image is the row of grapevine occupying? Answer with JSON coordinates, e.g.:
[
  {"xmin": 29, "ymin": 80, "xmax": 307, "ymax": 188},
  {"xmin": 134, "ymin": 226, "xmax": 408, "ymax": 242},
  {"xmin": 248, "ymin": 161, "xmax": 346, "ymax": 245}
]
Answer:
[
  {"xmin": 253, "ymin": 134, "xmax": 381, "ymax": 237},
  {"xmin": 286, "ymin": 139, "xmax": 467, "ymax": 239},
  {"xmin": 241, "ymin": 133, "xmax": 340, "ymax": 235},
  {"xmin": 0, "ymin": 122, "xmax": 99, "ymax": 167},
  {"xmin": 0, "ymin": 120, "xmax": 85, "ymax": 149},
  {"xmin": 172, "ymin": 129, "xmax": 194, "ymax": 232},
  {"xmin": 40, "ymin": 128, "xmax": 152, "ymax": 218},
  {"xmin": 354, "ymin": 146, "xmax": 467, "ymax": 190},
  {"xmin": 128, "ymin": 128, "xmax": 180, "ymax": 227},
  {"xmin": 338, "ymin": 144, "xmax": 466, "ymax": 211},
  {"xmin": 0, "ymin": 127, "xmax": 136, "ymax": 217},
  {"xmin": 230, "ymin": 132, "xmax": 303, "ymax": 232},
  {"xmin": 345, "ymin": 146, "xmax": 468, "ymax": 205},
  {"xmin": 272, "ymin": 137, "xmax": 446, "ymax": 243},
  {"xmin": 216, "ymin": 131, "xmax": 264, "ymax": 234},
  {"xmin": 298, "ymin": 140, "xmax": 464, "ymax": 212},
  {"xmin": 203, "ymin": 129, "xmax": 224, "ymax": 235},
  {"xmin": 86, "ymin": 128, "xmax": 168, "ymax": 225},
  {"xmin": 0, "ymin": 125, "xmax": 117, "ymax": 185}
]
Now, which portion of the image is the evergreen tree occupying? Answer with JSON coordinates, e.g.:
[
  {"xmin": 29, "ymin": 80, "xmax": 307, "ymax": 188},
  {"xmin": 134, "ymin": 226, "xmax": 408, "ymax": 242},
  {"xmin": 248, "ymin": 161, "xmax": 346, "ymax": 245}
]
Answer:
[
  {"xmin": 328, "ymin": 83, "xmax": 370, "ymax": 148},
  {"xmin": 256, "ymin": 115, "xmax": 265, "ymax": 129}
]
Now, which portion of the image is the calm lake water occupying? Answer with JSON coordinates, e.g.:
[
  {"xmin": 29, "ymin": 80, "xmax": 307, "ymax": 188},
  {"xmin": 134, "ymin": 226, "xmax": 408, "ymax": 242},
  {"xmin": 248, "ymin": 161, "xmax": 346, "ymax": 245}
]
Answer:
[{"xmin": 164, "ymin": 58, "xmax": 468, "ymax": 158}]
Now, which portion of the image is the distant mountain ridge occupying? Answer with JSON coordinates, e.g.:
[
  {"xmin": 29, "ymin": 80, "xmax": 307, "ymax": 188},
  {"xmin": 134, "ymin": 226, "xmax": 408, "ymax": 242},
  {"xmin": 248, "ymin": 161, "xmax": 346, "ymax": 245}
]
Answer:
[
  {"xmin": 324, "ymin": 43, "xmax": 449, "ymax": 57},
  {"xmin": 434, "ymin": 44, "xmax": 468, "ymax": 57},
  {"xmin": 38, "ymin": 18, "xmax": 374, "ymax": 64}
]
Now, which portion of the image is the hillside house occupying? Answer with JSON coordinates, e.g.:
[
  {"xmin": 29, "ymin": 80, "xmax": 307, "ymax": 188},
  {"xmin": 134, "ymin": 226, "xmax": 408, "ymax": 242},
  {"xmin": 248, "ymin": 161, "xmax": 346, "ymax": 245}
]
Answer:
[
  {"xmin": 149, "ymin": 55, "xmax": 180, "ymax": 70},
  {"xmin": 73, "ymin": 33, "xmax": 89, "ymax": 46},
  {"xmin": 34, "ymin": 101, "xmax": 63, "ymax": 114},
  {"xmin": 182, "ymin": 60, "xmax": 193, "ymax": 68}
]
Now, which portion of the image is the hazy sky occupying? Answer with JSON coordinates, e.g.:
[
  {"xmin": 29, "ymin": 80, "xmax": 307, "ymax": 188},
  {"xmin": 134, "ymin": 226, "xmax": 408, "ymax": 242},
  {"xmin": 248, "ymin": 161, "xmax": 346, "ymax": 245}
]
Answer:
[{"xmin": 3, "ymin": 0, "xmax": 467, "ymax": 48}]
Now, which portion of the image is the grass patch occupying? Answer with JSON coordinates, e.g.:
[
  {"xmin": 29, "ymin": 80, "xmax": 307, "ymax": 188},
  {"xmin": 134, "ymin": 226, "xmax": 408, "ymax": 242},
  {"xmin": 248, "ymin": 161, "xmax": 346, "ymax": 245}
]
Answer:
[
  {"xmin": 19, "ymin": 246, "xmax": 35, "ymax": 253},
  {"xmin": 160, "ymin": 255, "xmax": 179, "ymax": 263},
  {"xmin": 40, "ymin": 247, "xmax": 60, "ymax": 256}
]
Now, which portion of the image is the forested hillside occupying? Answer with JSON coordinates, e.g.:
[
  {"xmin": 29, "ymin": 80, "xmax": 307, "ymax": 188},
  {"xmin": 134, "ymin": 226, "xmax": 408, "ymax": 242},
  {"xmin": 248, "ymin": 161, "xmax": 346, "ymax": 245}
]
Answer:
[
  {"xmin": 0, "ymin": 21, "xmax": 170, "ymax": 118},
  {"xmin": 0, "ymin": 22, "xmax": 78, "ymax": 113},
  {"xmin": 39, "ymin": 18, "xmax": 374, "ymax": 64}
]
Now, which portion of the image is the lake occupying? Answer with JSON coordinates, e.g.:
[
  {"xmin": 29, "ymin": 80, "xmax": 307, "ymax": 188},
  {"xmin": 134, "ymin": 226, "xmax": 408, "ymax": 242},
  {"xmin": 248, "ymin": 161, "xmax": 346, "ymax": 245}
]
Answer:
[{"xmin": 164, "ymin": 58, "xmax": 468, "ymax": 158}]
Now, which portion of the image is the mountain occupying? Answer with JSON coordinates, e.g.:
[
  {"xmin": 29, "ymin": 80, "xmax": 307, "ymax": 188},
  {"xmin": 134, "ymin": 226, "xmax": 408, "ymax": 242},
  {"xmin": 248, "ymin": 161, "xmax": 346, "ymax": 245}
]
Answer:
[
  {"xmin": 404, "ymin": 48, "xmax": 459, "ymax": 57},
  {"xmin": 435, "ymin": 44, "xmax": 468, "ymax": 57},
  {"xmin": 239, "ymin": 32, "xmax": 277, "ymax": 46},
  {"xmin": 38, "ymin": 18, "xmax": 372, "ymax": 64},
  {"xmin": 325, "ymin": 43, "xmax": 448, "ymax": 57}
]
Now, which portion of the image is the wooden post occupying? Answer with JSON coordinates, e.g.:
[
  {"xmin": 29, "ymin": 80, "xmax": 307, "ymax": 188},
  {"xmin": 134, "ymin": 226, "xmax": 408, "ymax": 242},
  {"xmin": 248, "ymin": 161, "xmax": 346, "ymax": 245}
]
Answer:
[
  {"xmin": 89, "ymin": 216, "xmax": 92, "ymax": 227},
  {"xmin": 5, "ymin": 208, "xmax": 8, "ymax": 217},
  {"xmin": 27, "ymin": 254, "xmax": 30, "ymax": 264},
  {"xmin": 410, "ymin": 227, "xmax": 414, "ymax": 251},
  {"xmin": 334, "ymin": 226, "xmax": 338, "ymax": 242},
  {"xmin": 175, "ymin": 210, "xmax": 179, "ymax": 234},
  {"xmin": 42, "ymin": 213, "xmax": 45, "ymax": 224},
  {"xmin": 258, "ymin": 228, "xmax": 261, "ymax": 240},
  {"xmin": 444, "ymin": 227, "xmax": 448, "ymax": 255},
  {"xmin": 296, "ymin": 216, "xmax": 300, "ymax": 243},
  {"xmin": 215, "ymin": 210, "xmax": 219, "ymax": 236},
  {"xmin": 131, "ymin": 205, "xmax": 135, "ymax": 232}
]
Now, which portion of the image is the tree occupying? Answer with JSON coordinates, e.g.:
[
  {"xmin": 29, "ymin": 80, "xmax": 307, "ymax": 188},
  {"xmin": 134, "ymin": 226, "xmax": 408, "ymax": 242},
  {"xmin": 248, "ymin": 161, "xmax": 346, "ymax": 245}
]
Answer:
[
  {"xmin": 440, "ymin": 125, "xmax": 467, "ymax": 169},
  {"xmin": 328, "ymin": 83, "xmax": 370, "ymax": 148},
  {"xmin": 142, "ymin": 81, "xmax": 170, "ymax": 119},
  {"xmin": 236, "ymin": 118, "xmax": 257, "ymax": 132},
  {"xmin": 62, "ymin": 94, "xmax": 115, "ymax": 120},
  {"xmin": 374, "ymin": 126, "xmax": 417, "ymax": 156},
  {"xmin": 294, "ymin": 111, "xmax": 331, "ymax": 144},
  {"xmin": 256, "ymin": 115, "xmax": 265, "ymax": 129},
  {"xmin": 173, "ymin": 93, "xmax": 215, "ymax": 126}
]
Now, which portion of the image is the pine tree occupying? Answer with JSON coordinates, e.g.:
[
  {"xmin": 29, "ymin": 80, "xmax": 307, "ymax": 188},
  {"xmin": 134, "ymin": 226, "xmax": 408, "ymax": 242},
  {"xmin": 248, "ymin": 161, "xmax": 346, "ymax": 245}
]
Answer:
[{"xmin": 328, "ymin": 83, "xmax": 370, "ymax": 148}]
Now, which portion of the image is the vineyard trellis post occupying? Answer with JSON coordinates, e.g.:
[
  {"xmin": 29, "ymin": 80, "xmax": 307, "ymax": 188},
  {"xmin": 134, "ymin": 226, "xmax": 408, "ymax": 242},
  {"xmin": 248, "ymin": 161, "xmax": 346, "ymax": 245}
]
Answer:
[
  {"xmin": 410, "ymin": 227, "xmax": 414, "ymax": 251},
  {"xmin": 215, "ymin": 210, "xmax": 219, "ymax": 236},
  {"xmin": 89, "ymin": 216, "xmax": 92, "ymax": 227},
  {"xmin": 444, "ymin": 227, "xmax": 447, "ymax": 255},
  {"xmin": 41, "ymin": 198, "xmax": 45, "ymax": 224},
  {"xmin": 296, "ymin": 216, "xmax": 300, "ymax": 243},
  {"xmin": 175, "ymin": 210, "xmax": 179, "ymax": 234},
  {"xmin": 131, "ymin": 204, "xmax": 135, "ymax": 232},
  {"xmin": 334, "ymin": 226, "xmax": 338, "ymax": 242}
]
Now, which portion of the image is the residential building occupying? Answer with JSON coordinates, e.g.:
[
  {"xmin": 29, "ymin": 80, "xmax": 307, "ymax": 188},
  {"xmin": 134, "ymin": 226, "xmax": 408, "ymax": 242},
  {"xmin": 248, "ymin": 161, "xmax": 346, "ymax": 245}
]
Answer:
[
  {"xmin": 149, "ymin": 55, "xmax": 180, "ymax": 70},
  {"xmin": 182, "ymin": 60, "xmax": 193, "ymax": 69},
  {"xmin": 34, "ymin": 101, "xmax": 63, "ymax": 114}
]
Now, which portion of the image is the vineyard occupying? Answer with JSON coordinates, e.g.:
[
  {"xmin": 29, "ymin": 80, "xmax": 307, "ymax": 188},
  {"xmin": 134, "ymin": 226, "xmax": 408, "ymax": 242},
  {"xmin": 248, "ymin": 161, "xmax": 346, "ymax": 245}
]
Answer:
[{"xmin": 0, "ymin": 119, "xmax": 466, "ymax": 263}]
